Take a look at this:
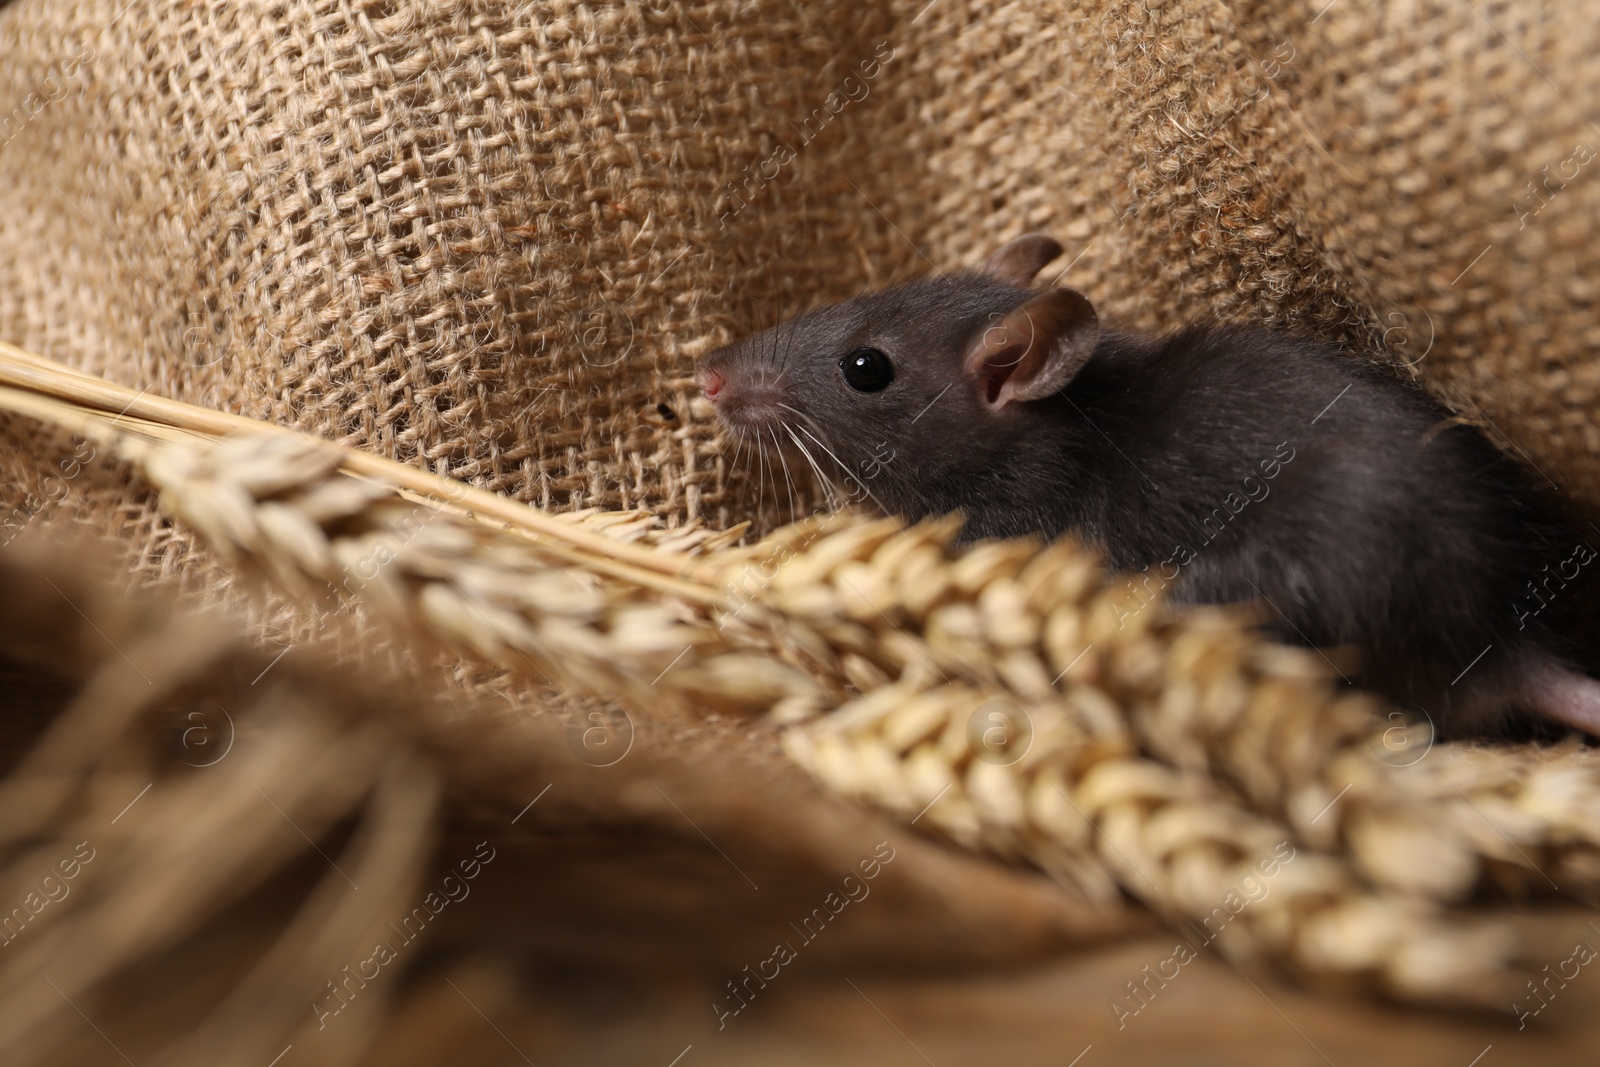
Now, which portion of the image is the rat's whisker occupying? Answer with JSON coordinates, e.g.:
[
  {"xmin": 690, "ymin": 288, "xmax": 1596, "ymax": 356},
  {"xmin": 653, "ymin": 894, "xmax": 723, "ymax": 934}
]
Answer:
[
  {"xmin": 777, "ymin": 403, "xmax": 849, "ymax": 480},
  {"xmin": 723, "ymin": 428, "xmax": 750, "ymax": 484},
  {"xmin": 754, "ymin": 428, "xmax": 770, "ymax": 515},
  {"xmin": 776, "ymin": 411, "xmax": 836, "ymax": 513},
  {"xmin": 771, "ymin": 424, "xmax": 799, "ymax": 522},
  {"xmin": 777, "ymin": 402, "xmax": 858, "ymax": 464},
  {"xmin": 796, "ymin": 423, "xmax": 888, "ymax": 513},
  {"xmin": 709, "ymin": 421, "xmax": 739, "ymax": 463},
  {"xmin": 776, "ymin": 402, "xmax": 816, "ymax": 427},
  {"xmin": 783, "ymin": 423, "xmax": 845, "ymax": 509}
]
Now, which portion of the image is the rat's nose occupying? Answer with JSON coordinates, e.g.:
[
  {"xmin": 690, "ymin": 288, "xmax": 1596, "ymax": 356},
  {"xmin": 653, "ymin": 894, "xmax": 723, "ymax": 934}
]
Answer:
[{"xmin": 699, "ymin": 367, "xmax": 725, "ymax": 400}]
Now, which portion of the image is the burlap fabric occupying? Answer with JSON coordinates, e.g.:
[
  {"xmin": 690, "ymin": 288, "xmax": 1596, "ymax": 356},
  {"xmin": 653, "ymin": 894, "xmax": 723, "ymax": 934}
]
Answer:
[
  {"xmin": 0, "ymin": 1, "xmax": 1598, "ymax": 1058},
  {"xmin": 3, "ymin": 0, "xmax": 1598, "ymax": 555}
]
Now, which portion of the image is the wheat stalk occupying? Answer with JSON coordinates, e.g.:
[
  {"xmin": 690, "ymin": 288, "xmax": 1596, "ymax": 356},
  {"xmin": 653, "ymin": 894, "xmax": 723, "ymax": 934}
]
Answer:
[{"xmin": 3, "ymin": 342, "xmax": 1599, "ymax": 1004}]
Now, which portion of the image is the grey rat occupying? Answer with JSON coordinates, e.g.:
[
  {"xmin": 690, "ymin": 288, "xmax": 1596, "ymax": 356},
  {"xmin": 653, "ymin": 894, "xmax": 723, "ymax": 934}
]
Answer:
[{"xmin": 697, "ymin": 234, "xmax": 1600, "ymax": 740}]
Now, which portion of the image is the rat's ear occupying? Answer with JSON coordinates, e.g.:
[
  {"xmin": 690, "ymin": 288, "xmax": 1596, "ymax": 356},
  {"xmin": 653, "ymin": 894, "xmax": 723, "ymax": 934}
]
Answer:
[
  {"xmin": 962, "ymin": 288, "xmax": 1099, "ymax": 409},
  {"xmin": 980, "ymin": 234, "xmax": 1064, "ymax": 287}
]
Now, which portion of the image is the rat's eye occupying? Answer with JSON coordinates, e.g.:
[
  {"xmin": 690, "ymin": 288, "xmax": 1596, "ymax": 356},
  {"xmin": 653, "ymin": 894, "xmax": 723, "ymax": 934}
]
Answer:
[{"xmin": 840, "ymin": 348, "xmax": 894, "ymax": 392}]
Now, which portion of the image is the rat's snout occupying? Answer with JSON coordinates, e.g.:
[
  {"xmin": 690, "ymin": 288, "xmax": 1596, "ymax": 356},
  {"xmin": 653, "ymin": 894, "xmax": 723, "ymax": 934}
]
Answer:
[{"xmin": 697, "ymin": 359, "xmax": 785, "ymax": 429}]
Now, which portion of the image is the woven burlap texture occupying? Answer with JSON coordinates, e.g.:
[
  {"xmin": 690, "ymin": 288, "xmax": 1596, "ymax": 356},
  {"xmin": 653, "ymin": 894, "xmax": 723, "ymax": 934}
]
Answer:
[{"xmin": 4, "ymin": 0, "xmax": 1599, "ymax": 550}]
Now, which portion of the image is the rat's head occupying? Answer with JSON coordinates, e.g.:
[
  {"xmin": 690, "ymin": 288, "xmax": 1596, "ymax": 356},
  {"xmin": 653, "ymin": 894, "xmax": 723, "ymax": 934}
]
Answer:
[{"xmin": 697, "ymin": 234, "xmax": 1100, "ymax": 519}]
